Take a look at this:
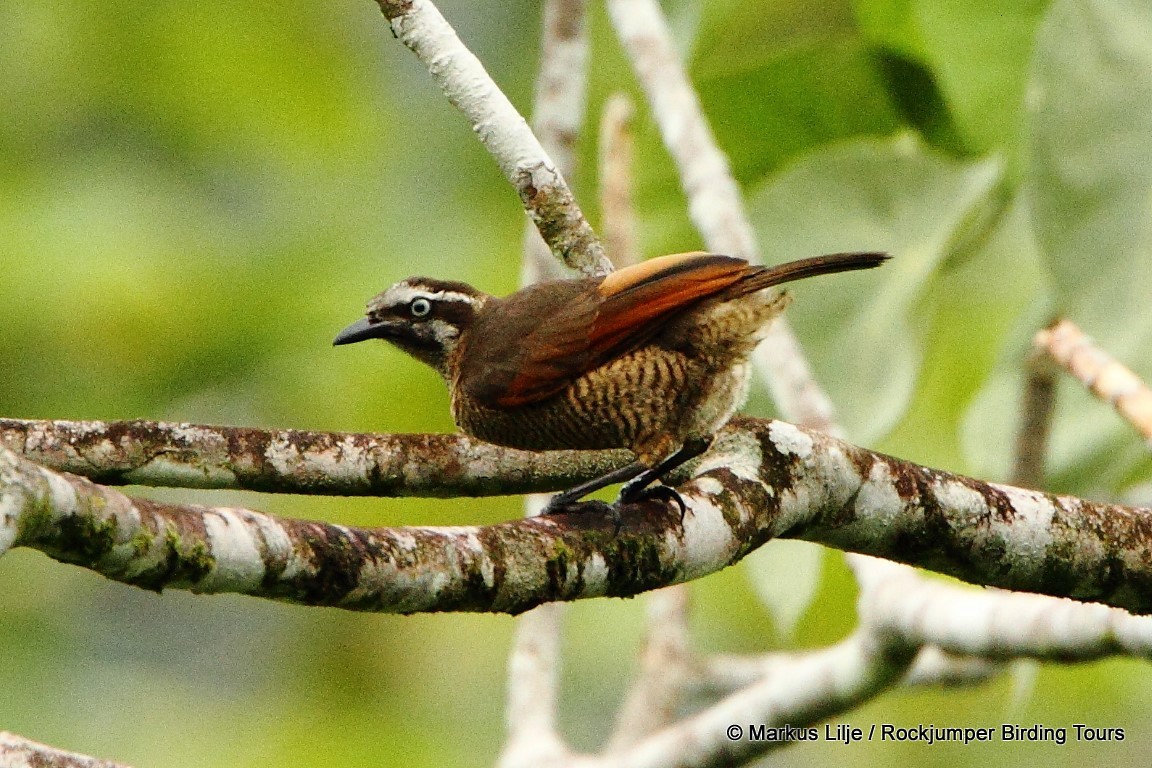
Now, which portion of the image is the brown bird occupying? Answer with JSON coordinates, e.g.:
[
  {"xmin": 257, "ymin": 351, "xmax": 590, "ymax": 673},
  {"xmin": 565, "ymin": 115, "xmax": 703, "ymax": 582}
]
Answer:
[{"xmin": 334, "ymin": 251, "xmax": 887, "ymax": 521}]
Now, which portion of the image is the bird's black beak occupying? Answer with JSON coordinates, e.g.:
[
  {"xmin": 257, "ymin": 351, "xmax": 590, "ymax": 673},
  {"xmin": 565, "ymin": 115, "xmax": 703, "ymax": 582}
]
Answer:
[{"xmin": 333, "ymin": 317, "xmax": 392, "ymax": 346}]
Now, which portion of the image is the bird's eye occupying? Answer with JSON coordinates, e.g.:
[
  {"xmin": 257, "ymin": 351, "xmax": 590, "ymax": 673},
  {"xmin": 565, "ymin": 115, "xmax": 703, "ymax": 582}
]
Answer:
[{"xmin": 409, "ymin": 298, "xmax": 432, "ymax": 318}]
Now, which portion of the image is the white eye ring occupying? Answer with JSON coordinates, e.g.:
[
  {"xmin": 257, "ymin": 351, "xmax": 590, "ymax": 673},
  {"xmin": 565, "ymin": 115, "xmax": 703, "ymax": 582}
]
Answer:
[{"xmin": 410, "ymin": 297, "xmax": 432, "ymax": 318}]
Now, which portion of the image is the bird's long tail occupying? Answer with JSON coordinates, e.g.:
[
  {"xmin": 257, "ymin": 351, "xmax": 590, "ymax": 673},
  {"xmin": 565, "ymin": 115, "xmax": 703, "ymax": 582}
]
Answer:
[{"xmin": 732, "ymin": 251, "xmax": 889, "ymax": 297}]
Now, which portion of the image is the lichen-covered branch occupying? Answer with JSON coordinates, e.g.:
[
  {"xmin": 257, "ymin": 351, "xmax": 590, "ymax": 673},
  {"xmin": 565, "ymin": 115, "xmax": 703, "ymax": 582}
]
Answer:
[
  {"xmin": 0, "ymin": 732, "xmax": 130, "ymax": 768},
  {"xmin": 374, "ymin": 0, "xmax": 610, "ymax": 276},
  {"xmin": 0, "ymin": 417, "xmax": 628, "ymax": 497},
  {"xmin": 6, "ymin": 417, "xmax": 1152, "ymax": 615}
]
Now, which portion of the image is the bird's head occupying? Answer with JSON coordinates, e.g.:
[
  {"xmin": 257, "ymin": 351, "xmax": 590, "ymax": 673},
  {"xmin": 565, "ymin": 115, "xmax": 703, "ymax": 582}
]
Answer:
[{"xmin": 333, "ymin": 277, "xmax": 490, "ymax": 376}]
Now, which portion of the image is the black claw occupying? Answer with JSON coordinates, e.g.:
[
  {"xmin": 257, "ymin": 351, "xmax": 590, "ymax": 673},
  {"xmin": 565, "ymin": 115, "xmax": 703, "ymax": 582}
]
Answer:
[
  {"xmin": 619, "ymin": 484, "xmax": 688, "ymax": 521},
  {"xmin": 542, "ymin": 497, "xmax": 622, "ymax": 531}
]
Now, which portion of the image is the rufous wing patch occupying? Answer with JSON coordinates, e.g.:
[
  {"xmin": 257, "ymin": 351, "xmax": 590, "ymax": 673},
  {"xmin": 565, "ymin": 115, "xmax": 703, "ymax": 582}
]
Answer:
[{"xmin": 491, "ymin": 253, "xmax": 753, "ymax": 407}]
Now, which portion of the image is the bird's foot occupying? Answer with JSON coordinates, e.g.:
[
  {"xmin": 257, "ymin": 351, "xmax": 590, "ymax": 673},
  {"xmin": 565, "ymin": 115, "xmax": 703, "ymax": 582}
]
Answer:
[
  {"xmin": 618, "ymin": 482, "xmax": 687, "ymax": 521},
  {"xmin": 541, "ymin": 496, "xmax": 623, "ymax": 533}
]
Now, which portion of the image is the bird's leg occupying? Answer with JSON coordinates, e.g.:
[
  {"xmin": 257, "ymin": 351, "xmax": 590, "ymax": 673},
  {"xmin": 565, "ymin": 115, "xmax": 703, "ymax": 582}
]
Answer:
[
  {"xmin": 542, "ymin": 461, "xmax": 647, "ymax": 520},
  {"xmin": 617, "ymin": 436, "xmax": 713, "ymax": 519}
]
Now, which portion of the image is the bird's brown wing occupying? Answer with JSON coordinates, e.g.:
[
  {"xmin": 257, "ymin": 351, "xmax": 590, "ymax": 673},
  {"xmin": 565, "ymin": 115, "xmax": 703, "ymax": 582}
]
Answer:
[{"xmin": 464, "ymin": 253, "xmax": 750, "ymax": 408}]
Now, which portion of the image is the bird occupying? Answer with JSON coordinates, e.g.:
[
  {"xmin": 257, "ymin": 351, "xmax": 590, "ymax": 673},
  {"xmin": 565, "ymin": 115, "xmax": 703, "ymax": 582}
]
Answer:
[{"xmin": 334, "ymin": 251, "xmax": 888, "ymax": 523}]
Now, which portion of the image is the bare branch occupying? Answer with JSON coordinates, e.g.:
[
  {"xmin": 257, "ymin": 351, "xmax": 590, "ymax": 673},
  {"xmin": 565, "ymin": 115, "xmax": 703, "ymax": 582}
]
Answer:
[
  {"xmin": 373, "ymin": 0, "xmax": 611, "ymax": 276},
  {"xmin": 603, "ymin": 631, "xmax": 916, "ymax": 766},
  {"xmin": 0, "ymin": 732, "xmax": 131, "ymax": 768},
  {"xmin": 608, "ymin": 586, "xmax": 692, "ymax": 749},
  {"xmin": 856, "ymin": 555, "xmax": 1152, "ymax": 660},
  {"xmin": 503, "ymin": 600, "xmax": 571, "ymax": 765},
  {"xmin": 6, "ymin": 418, "xmax": 1152, "ymax": 615},
  {"xmin": 520, "ymin": 0, "xmax": 592, "ymax": 283},
  {"xmin": 598, "ymin": 94, "xmax": 640, "ymax": 268},
  {"xmin": 605, "ymin": 0, "xmax": 754, "ymax": 258},
  {"xmin": 1013, "ymin": 349, "xmax": 1059, "ymax": 488},
  {"xmin": 0, "ymin": 417, "xmax": 628, "ymax": 497},
  {"xmin": 605, "ymin": 0, "xmax": 841, "ymax": 434},
  {"xmin": 1035, "ymin": 318, "xmax": 1152, "ymax": 446},
  {"xmin": 696, "ymin": 646, "xmax": 1002, "ymax": 696}
]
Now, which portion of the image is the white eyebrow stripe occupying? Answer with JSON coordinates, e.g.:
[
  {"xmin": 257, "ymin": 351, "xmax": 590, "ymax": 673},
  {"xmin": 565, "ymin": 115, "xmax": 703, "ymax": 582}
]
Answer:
[{"xmin": 389, "ymin": 285, "xmax": 476, "ymax": 305}]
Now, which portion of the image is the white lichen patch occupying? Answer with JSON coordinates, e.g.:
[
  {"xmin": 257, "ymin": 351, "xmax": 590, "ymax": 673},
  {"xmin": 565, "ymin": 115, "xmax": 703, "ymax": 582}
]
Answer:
[
  {"xmin": 0, "ymin": 456, "xmax": 19, "ymax": 554},
  {"xmin": 461, "ymin": 530, "xmax": 496, "ymax": 589},
  {"xmin": 249, "ymin": 512, "xmax": 303, "ymax": 581},
  {"xmin": 931, "ymin": 480, "xmax": 989, "ymax": 528},
  {"xmin": 580, "ymin": 551, "xmax": 610, "ymax": 593},
  {"xmin": 267, "ymin": 434, "xmax": 369, "ymax": 484},
  {"xmin": 767, "ymin": 421, "xmax": 814, "ymax": 460},
  {"xmin": 679, "ymin": 495, "xmax": 738, "ymax": 578},
  {"xmin": 853, "ymin": 462, "xmax": 904, "ymax": 530},
  {"xmin": 127, "ymin": 456, "xmax": 237, "ymax": 489},
  {"xmin": 772, "ymin": 442, "xmax": 864, "ymax": 536},
  {"xmin": 37, "ymin": 465, "xmax": 75, "ymax": 517},
  {"xmin": 696, "ymin": 430, "xmax": 763, "ymax": 484},
  {"xmin": 695, "ymin": 476, "xmax": 725, "ymax": 496},
  {"xmin": 987, "ymin": 483, "xmax": 1056, "ymax": 575},
  {"xmin": 199, "ymin": 508, "xmax": 266, "ymax": 591}
]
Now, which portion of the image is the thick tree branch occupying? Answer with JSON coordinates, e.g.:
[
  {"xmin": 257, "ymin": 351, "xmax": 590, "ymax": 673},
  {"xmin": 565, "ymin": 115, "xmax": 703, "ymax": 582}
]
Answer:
[
  {"xmin": 0, "ymin": 418, "xmax": 628, "ymax": 497},
  {"xmin": 374, "ymin": 0, "xmax": 610, "ymax": 276},
  {"xmin": 0, "ymin": 732, "xmax": 130, "ymax": 768},
  {"xmin": 5, "ymin": 418, "xmax": 1152, "ymax": 615}
]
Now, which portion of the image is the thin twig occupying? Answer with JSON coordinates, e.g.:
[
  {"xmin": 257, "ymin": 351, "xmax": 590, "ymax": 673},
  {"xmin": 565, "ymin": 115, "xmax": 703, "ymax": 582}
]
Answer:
[
  {"xmin": 373, "ymin": 0, "xmax": 611, "ymax": 276},
  {"xmin": 520, "ymin": 0, "xmax": 591, "ymax": 283},
  {"xmin": 696, "ymin": 646, "xmax": 1002, "ymax": 695},
  {"xmin": 504, "ymin": 496, "xmax": 571, "ymax": 767},
  {"xmin": 608, "ymin": 587, "xmax": 692, "ymax": 749},
  {"xmin": 598, "ymin": 94, "xmax": 640, "ymax": 268},
  {"xmin": 1013, "ymin": 348, "xmax": 1059, "ymax": 488},
  {"xmin": 597, "ymin": 90, "xmax": 693, "ymax": 747},
  {"xmin": 603, "ymin": 631, "xmax": 917, "ymax": 766},
  {"xmin": 1035, "ymin": 318, "xmax": 1152, "ymax": 446}
]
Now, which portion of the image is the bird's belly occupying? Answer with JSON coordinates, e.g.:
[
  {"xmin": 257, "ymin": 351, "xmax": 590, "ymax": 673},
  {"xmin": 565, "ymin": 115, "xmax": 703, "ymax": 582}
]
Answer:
[{"xmin": 451, "ymin": 346, "xmax": 752, "ymax": 459}]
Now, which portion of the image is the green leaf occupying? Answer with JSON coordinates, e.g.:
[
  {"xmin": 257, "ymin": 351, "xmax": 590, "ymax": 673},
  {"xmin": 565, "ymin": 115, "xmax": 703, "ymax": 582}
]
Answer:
[
  {"xmin": 689, "ymin": 0, "xmax": 901, "ymax": 184},
  {"xmin": 961, "ymin": 0, "xmax": 1152, "ymax": 489},
  {"xmin": 852, "ymin": 0, "xmax": 1050, "ymax": 158},
  {"xmin": 747, "ymin": 133, "xmax": 1002, "ymax": 442}
]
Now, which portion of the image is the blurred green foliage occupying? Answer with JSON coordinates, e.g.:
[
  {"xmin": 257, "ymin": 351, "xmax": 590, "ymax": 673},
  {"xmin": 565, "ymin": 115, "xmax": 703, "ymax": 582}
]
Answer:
[{"xmin": 2, "ymin": 0, "xmax": 1151, "ymax": 766}]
